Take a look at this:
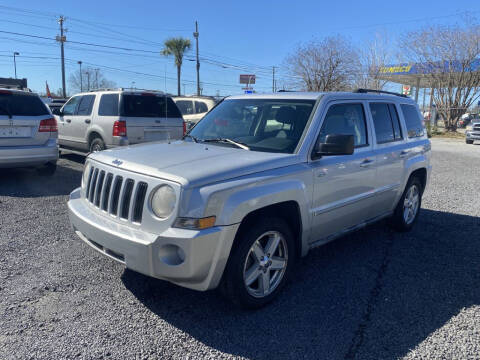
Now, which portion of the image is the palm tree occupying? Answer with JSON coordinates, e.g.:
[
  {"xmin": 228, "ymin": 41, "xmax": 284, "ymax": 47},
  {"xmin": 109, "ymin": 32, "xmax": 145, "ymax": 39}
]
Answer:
[{"xmin": 161, "ymin": 37, "xmax": 191, "ymax": 96}]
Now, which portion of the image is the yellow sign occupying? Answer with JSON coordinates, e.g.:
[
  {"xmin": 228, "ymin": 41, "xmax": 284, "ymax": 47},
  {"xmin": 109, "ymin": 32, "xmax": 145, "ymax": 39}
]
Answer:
[{"xmin": 379, "ymin": 65, "xmax": 412, "ymax": 74}]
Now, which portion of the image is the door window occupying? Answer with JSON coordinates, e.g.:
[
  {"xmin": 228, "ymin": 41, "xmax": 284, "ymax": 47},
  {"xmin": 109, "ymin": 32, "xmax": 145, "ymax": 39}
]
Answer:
[
  {"xmin": 195, "ymin": 101, "xmax": 208, "ymax": 114},
  {"xmin": 319, "ymin": 103, "xmax": 368, "ymax": 147},
  {"xmin": 62, "ymin": 96, "xmax": 81, "ymax": 116},
  {"xmin": 176, "ymin": 100, "xmax": 194, "ymax": 115},
  {"xmin": 98, "ymin": 94, "xmax": 119, "ymax": 116},
  {"xmin": 76, "ymin": 95, "xmax": 95, "ymax": 116},
  {"xmin": 400, "ymin": 104, "xmax": 424, "ymax": 138},
  {"xmin": 370, "ymin": 103, "xmax": 403, "ymax": 143}
]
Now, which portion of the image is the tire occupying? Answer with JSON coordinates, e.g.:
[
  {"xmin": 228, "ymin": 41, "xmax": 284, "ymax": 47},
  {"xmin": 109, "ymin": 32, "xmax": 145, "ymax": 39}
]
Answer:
[
  {"xmin": 222, "ymin": 217, "xmax": 295, "ymax": 309},
  {"xmin": 89, "ymin": 137, "xmax": 105, "ymax": 153},
  {"xmin": 36, "ymin": 162, "xmax": 57, "ymax": 176},
  {"xmin": 389, "ymin": 176, "xmax": 423, "ymax": 232},
  {"xmin": 466, "ymin": 139, "xmax": 474, "ymax": 144}
]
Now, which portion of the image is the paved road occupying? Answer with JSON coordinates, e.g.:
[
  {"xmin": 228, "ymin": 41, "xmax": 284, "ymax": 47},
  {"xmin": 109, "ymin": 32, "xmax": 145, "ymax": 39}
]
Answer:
[{"xmin": 1, "ymin": 140, "xmax": 479, "ymax": 360}]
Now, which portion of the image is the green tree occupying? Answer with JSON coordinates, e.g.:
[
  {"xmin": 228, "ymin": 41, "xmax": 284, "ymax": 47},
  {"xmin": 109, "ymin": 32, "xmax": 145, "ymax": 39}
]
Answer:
[{"xmin": 161, "ymin": 37, "xmax": 191, "ymax": 96}]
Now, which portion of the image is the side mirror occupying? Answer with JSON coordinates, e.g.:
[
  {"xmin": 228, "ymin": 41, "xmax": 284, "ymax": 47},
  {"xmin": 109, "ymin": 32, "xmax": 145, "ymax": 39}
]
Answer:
[{"xmin": 315, "ymin": 134, "xmax": 354, "ymax": 157}]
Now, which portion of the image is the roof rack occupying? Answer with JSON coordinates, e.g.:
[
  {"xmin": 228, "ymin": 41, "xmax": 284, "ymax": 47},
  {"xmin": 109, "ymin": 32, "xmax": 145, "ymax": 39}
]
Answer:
[{"xmin": 354, "ymin": 88, "xmax": 407, "ymax": 98}]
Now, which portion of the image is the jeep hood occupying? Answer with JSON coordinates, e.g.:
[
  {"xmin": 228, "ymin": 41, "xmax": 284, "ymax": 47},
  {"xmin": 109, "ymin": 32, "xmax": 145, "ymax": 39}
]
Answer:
[{"xmin": 90, "ymin": 141, "xmax": 299, "ymax": 187}]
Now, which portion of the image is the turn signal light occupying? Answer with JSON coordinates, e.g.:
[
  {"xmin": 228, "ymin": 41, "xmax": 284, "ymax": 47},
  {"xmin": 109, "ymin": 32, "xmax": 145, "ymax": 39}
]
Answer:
[
  {"xmin": 113, "ymin": 120, "xmax": 127, "ymax": 137},
  {"xmin": 173, "ymin": 216, "xmax": 216, "ymax": 230},
  {"xmin": 39, "ymin": 118, "xmax": 58, "ymax": 132}
]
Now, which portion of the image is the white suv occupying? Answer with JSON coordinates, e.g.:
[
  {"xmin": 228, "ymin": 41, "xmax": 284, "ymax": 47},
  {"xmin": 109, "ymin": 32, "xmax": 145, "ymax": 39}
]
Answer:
[
  {"xmin": 55, "ymin": 89, "xmax": 184, "ymax": 153},
  {"xmin": 0, "ymin": 88, "xmax": 58, "ymax": 174},
  {"xmin": 173, "ymin": 96, "xmax": 216, "ymax": 129},
  {"xmin": 68, "ymin": 90, "xmax": 431, "ymax": 308}
]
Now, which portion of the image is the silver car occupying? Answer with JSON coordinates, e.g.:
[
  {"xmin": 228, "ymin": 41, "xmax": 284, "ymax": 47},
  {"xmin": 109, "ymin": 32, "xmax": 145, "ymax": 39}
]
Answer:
[
  {"xmin": 465, "ymin": 120, "xmax": 480, "ymax": 144},
  {"xmin": 68, "ymin": 90, "xmax": 431, "ymax": 308},
  {"xmin": 55, "ymin": 89, "xmax": 184, "ymax": 154},
  {"xmin": 0, "ymin": 89, "xmax": 58, "ymax": 174}
]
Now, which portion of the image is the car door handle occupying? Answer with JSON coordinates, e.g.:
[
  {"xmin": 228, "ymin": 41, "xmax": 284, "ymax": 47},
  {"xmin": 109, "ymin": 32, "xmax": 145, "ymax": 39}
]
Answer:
[
  {"xmin": 360, "ymin": 159, "xmax": 374, "ymax": 168},
  {"xmin": 65, "ymin": 119, "xmax": 71, "ymax": 123},
  {"xmin": 399, "ymin": 150, "xmax": 410, "ymax": 158},
  {"xmin": 85, "ymin": 119, "xmax": 91, "ymax": 124}
]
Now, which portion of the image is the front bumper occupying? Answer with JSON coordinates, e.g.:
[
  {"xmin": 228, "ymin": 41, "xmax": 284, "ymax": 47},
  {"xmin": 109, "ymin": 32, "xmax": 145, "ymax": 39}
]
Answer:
[
  {"xmin": 0, "ymin": 138, "xmax": 58, "ymax": 168},
  {"xmin": 466, "ymin": 131, "xmax": 480, "ymax": 140},
  {"xmin": 68, "ymin": 188, "xmax": 239, "ymax": 291}
]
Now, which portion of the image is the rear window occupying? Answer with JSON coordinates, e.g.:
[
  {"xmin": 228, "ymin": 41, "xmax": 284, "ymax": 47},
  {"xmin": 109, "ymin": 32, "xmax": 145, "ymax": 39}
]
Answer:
[
  {"xmin": 98, "ymin": 94, "xmax": 119, "ymax": 116},
  {"xmin": 400, "ymin": 104, "xmax": 424, "ymax": 138},
  {"xmin": 0, "ymin": 92, "xmax": 49, "ymax": 116},
  {"xmin": 175, "ymin": 100, "xmax": 194, "ymax": 115},
  {"xmin": 121, "ymin": 95, "xmax": 182, "ymax": 118}
]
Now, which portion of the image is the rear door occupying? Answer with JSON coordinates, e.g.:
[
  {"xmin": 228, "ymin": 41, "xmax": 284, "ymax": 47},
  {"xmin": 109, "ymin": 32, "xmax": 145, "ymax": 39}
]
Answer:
[
  {"xmin": 368, "ymin": 102, "xmax": 405, "ymax": 216},
  {"xmin": 120, "ymin": 93, "xmax": 183, "ymax": 143},
  {"xmin": 0, "ymin": 91, "xmax": 52, "ymax": 147}
]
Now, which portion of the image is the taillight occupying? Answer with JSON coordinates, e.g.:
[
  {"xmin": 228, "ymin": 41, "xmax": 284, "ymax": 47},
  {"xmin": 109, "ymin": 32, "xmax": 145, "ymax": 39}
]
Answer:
[
  {"xmin": 183, "ymin": 121, "xmax": 186, "ymax": 136},
  {"xmin": 113, "ymin": 120, "xmax": 127, "ymax": 137},
  {"xmin": 39, "ymin": 118, "xmax": 57, "ymax": 132}
]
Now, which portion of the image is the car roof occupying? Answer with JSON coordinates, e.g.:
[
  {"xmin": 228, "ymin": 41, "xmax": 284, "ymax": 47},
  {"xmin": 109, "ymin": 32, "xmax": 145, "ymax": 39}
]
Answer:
[
  {"xmin": 226, "ymin": 91, "xmax": 417, "ymax": 104},
  {"xmin": 0, "ymin": 88, "xmax": 37, "ymax": 96}
]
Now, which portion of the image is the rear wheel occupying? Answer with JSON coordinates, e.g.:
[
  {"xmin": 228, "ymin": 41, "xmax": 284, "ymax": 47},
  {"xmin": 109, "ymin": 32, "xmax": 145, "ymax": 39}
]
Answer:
[
  {"xmin": 37, "ymin": 162, "xmax": 57, "ymax": 176},
  {"xmin": 89, "ymin": 137, "xmax": 105, "ymax": 153},
  {"xmin": 466, "ymin": 139, "xmax": 474, "ymax": 144},
  {"xmin": 389, "ymin": 176, "xmax": 422, "ymax": 232},
  {"xmin": 222, "ymin": 217, "xmax": 295, "ymax": 309}
]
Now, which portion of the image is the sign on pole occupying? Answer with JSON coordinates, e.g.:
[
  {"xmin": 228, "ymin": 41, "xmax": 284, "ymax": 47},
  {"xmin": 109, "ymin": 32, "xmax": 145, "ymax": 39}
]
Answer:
[
  {"xmin": 402, "ymin": 85, "xmax": 411, "ymax": 96},
  {"xmin": 240, "ymin": 74, "xmax": 256, "ymax": 85}
]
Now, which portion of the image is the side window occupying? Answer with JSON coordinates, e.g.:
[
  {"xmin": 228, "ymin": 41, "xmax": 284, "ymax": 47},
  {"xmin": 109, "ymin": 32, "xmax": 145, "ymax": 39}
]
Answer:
[
  {"xmin": 98, "ymin": 94, "xmax": 119, "ymax": 116},
  {"xmin": 400, "ymin": 104, "xmax": 424, "ymax": 138},
  {"xmin": 76, "ymin": 95, "xmax": 95, "ymax": 116},
  {"xmin": 195, "ymin": 101, "xmax": 208, "ymax": 114},
  {"xmin": 62, "ymin": 96, "xmax": 81, "ymax": 116},
  {"xmin": 388, "ymin": 104, "xmax": 403, "ymax": 140},
  {"xmin": 319, "ymin": 103, "xmax": 368, "ymax": 147},
  {"xmin": 176, "ymin": 100, "xmax": 194, "ymax": 115}
]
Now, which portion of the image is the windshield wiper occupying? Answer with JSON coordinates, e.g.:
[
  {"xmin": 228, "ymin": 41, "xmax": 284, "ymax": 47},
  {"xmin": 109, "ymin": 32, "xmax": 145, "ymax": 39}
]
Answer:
[
  {"xmin": 183, "ymin": 134, "xmax": 198, "ymax": 143},
  {"xmin": 203, "ymin": 138, "xmax": 250, "ymax": 150},
  {"xmin": 0, "ymin": 104, "xmax": 12, "ymax": 119}
]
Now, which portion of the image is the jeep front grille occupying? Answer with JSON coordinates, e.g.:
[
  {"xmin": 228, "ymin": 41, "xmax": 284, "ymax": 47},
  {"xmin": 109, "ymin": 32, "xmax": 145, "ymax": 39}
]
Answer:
[{"xmin": 85, "ymin": 166, "xmax": 148, "ymax": 224}]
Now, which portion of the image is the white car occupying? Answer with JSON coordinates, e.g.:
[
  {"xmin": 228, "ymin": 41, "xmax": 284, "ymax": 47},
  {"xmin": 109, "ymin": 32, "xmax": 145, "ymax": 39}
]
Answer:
[
  {"xmin": 173, "ymin": 96, "xmax": 216, "ymax": 129},
  {"xmin": 0, "ymin": 88, "xmax": 58, "ymax": 174}
]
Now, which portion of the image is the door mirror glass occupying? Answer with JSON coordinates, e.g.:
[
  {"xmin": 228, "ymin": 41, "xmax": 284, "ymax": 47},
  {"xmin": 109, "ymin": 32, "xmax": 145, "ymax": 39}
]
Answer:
[{"xmin": 315, "ymin": 134, "xmax": 354, "ymax": 156}]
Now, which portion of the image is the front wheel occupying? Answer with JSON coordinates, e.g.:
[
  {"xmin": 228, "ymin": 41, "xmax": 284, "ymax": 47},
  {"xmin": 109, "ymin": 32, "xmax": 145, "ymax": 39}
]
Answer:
[
  {"xmin": 389, "ymin": 177, "xmax": 423, "ymax": 232},
  {"xmin": 222, "ymin": 217, "xmax": 295, "ymax": 309}
]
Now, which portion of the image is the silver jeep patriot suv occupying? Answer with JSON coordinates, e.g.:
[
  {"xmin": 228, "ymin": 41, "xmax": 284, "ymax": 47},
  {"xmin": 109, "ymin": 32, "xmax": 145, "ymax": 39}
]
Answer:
[{"xmin": 68, "ymin": 90, "xmax": 431, "ymax": 308}]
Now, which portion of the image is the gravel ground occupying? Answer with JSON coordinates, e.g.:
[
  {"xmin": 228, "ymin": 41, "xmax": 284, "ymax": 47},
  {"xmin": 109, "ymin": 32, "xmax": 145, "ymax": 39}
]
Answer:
[{"xmin": 1, "ymin": 139, "xmax": 479, "ymax": 360}]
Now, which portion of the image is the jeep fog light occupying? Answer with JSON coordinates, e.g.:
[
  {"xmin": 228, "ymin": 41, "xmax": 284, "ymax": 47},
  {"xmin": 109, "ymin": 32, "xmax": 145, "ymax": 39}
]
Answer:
[
  {"xmin": 173, "ymin": 216, "xmax": 216, "ymax": 230},
  {"xmin": 150, "ymin": 185, "xmax": 176, "ymax": 218}
]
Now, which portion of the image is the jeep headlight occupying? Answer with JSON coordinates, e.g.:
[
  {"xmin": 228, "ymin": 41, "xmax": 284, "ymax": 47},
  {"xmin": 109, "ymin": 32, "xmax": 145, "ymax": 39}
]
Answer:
[
  {"xmin": 82, "ymin": 162, "xmax": 91, "ymax": 189},
  {"xmin": 150, "ymin": 185, "xmax": 176, "ymax": 219},
  {"xmin": 466, "ymin": 124, "xmax": 473, "ymax": 131}
]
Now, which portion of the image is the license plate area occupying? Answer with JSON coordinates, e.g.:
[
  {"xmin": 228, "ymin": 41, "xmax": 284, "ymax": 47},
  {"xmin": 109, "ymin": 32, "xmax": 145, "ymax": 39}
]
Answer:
[
  {"xmin": 0, "ymin": 126, "xmax": 31, "ymax": 138},
  {"xmin": 144, "ymin": 128, "xmax": 168, "ymax": 141}
]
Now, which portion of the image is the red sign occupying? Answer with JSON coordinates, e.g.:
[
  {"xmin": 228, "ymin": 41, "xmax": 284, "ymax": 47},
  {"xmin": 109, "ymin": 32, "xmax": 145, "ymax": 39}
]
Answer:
[{"xmin": 240, "ymin": 74, "xmax": 256, "ymax": 85}]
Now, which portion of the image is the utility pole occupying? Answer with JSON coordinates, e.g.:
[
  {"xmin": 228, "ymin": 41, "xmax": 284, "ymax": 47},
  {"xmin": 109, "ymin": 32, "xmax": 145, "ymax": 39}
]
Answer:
[
  {"xmin": 94, "ymin": 68, "xmax": 99, "ymax": 89},
  {"xmin": 13, "ymin": 52, "xmax": 19, "ymax": 79},
  {"xmin": 77, "ymin": 61, "xmax": 83, "ymax": 92},
  {"xmin": 86, "ymin": 71, "xmax": 90, "ymax": 91},
  {"xmin": 57, "ymin": 16, "xmax": 67, "ymax": 98},
  {"xmin": 193, "ymin": 21, "xmax": 200, "ymax": 96},
  {"xmin": 272, "ymin": 66, "xmax": 276, "ymax": 93}
]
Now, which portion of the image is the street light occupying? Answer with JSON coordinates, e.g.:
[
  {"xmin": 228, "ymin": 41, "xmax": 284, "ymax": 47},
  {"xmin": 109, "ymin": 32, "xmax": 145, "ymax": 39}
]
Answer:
[
  {"xmin": 13, "ymin": 52, "xmax": 19, "ymax": 79},
  {"xmin": 77, "ymin": 61, "xmax": 83, "ymax": 92}
]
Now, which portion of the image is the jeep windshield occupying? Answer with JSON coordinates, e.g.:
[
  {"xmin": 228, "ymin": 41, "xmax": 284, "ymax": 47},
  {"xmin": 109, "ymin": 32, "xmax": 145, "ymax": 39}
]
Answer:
[{"xmin": 188, "ymin": 99, "xmax": 316, "ymax": 153}]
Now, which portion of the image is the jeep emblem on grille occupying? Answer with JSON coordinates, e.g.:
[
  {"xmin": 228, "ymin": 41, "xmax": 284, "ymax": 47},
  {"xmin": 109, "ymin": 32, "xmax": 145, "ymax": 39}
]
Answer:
[{"xmin": 112, "ymin": 159, "xmax": 123, "ymax": 166}]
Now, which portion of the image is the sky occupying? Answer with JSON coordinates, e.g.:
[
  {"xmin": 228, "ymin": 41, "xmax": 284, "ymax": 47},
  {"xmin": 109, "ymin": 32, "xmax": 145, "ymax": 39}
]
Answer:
[{"xmin": 0, "ymin": 0, "xmax": 478, "ymax": 97}]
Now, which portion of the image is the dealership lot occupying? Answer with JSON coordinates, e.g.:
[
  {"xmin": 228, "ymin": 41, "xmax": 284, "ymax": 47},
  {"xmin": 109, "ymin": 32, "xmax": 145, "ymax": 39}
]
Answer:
[{"xmin": 1, "ymin": 139, "xmax": 479, "ymax": 360}]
